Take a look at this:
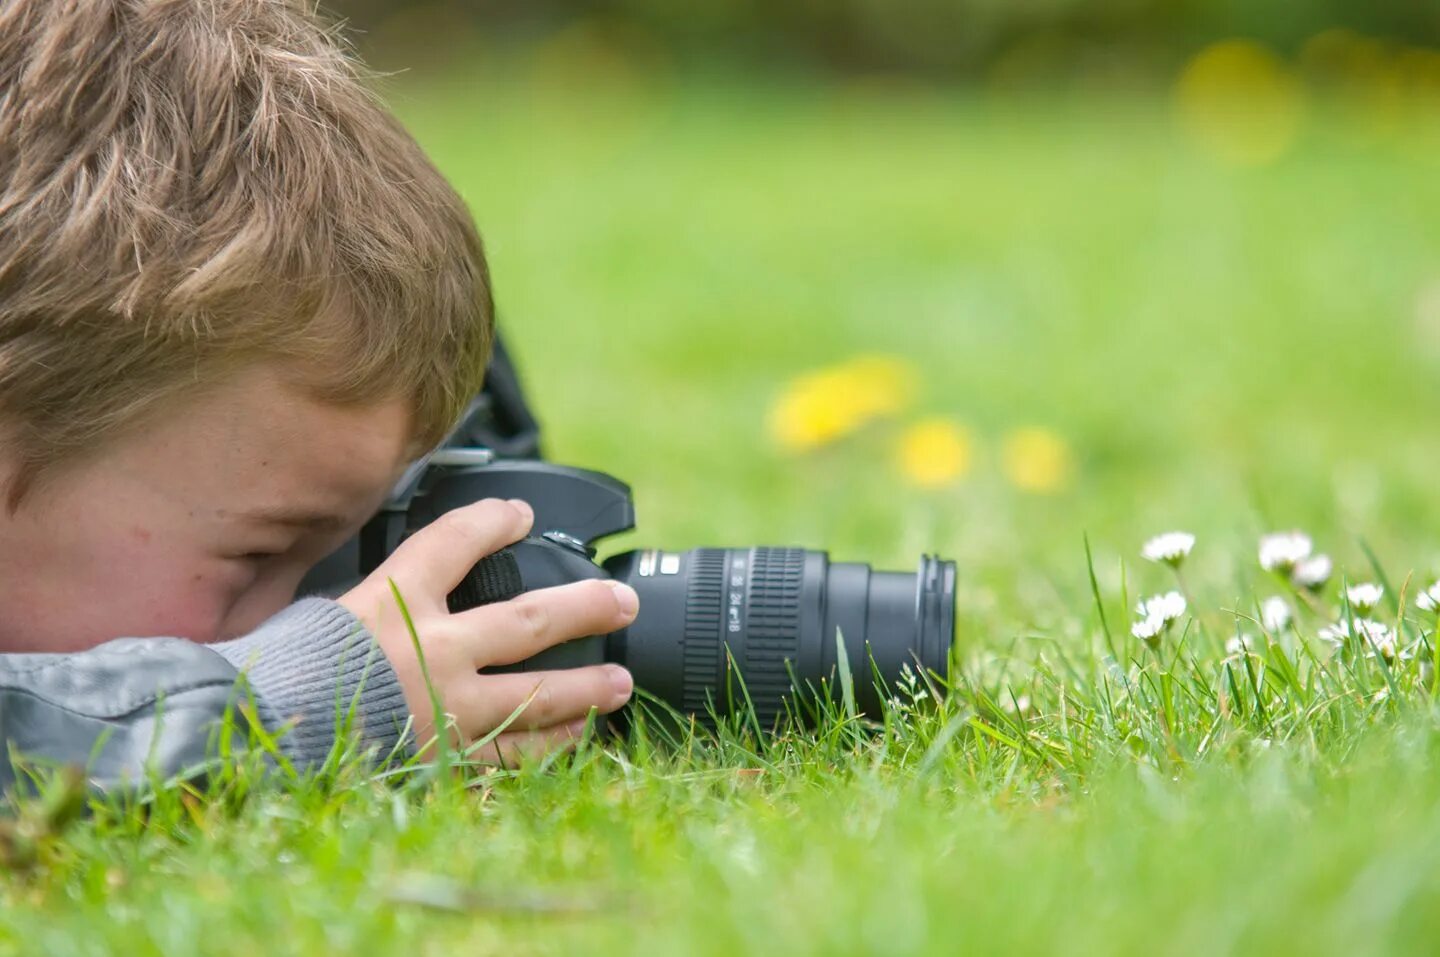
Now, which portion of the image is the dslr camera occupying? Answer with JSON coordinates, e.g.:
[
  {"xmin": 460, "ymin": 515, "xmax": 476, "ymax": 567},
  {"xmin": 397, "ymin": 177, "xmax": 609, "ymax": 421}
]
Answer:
[{"xmin": 302, "ymin": 333, "xmax": 956, "ymax": 726}]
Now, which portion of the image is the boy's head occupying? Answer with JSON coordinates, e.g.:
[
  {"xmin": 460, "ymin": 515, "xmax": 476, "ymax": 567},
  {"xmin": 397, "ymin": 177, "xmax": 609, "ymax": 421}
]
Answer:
[{"xmin": 0, "ymin": 0, "xmax": 494, "ymax": 650}]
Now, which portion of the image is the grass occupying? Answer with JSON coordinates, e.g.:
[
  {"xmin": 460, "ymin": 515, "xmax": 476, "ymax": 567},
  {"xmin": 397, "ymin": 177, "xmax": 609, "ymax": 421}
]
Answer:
[{"xmin": 5, "ymin": 65, "xmax": 1440, "ymax": 954}]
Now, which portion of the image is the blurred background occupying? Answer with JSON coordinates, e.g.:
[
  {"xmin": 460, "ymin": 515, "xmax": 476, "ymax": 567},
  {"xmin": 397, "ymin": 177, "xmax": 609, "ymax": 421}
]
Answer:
[
  {"xmin": 339, "ymin": 1, "xmax": 1438, "ymax": 83},
  {"xmin": 331, "ymin": 1, "xmax": 1440, "ymax": 646}
]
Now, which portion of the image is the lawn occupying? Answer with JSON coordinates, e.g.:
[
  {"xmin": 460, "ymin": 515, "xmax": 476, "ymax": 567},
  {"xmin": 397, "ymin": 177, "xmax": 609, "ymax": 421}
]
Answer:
[{"xmin": 5, "ymin": 64, "xmax": 1440, "ymax": 955}]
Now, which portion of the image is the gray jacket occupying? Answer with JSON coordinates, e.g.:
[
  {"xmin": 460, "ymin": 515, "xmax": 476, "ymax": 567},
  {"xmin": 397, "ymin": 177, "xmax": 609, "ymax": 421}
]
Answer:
[{"xmin": 0, "ymin": 598, "xmax": 413, "ymax": 793}]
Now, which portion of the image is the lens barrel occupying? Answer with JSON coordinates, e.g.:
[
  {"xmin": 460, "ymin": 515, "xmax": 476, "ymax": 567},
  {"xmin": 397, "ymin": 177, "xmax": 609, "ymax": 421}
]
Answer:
[{"xmin": 604, "ymin": 547, "xmax": 955, "ymax": 724}]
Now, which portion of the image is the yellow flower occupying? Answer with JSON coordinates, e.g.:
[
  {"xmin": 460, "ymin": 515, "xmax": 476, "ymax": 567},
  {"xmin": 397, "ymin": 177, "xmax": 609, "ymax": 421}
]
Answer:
[
  {"xmin": 1174, "ymin": 39, "xmax": 1305, "ymax": 167},
  {"xmin": 896, "ymin": 418, "xmax": 974, "ymax": 488},
  {"xmin": 767, "ymin": 355, "xmax": 917, "ymax": 452},
  {"xmin": 1001, "ymin": 427, "xmax": 1075, "ymax": 494}
]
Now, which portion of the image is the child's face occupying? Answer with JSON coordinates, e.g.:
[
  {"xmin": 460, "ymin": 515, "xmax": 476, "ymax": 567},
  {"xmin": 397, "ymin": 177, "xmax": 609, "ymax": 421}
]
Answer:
[{"xmin": 0, "ymin": 363, "xmax": 416, "ymax": 652}]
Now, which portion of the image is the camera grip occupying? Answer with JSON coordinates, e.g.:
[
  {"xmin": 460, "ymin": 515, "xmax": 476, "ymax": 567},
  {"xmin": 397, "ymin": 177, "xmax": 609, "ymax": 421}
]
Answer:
[{"xmin": 446, "ymin": 548, "xmax": 525, "ymax": 613}]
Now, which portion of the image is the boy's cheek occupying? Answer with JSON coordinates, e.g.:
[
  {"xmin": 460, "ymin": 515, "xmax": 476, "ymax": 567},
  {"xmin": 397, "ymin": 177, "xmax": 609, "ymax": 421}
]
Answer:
[
  {"xmin": 87, "ymin": 556, "xmax": 245, "ymax": 646},
  {"xmin": 111, "ymin": 573, "xmax": 235, "ymax": 645},
  {"xmin": 211, "ymin": 571, "xmax": 308, "ymax": 641},
  {"xmin": 72, "ymin": 535, "xmax": 291, "ymax": 646},
  {"xmin": 5, "ymin": 578, "xmax": 231, "ymax": 652}
]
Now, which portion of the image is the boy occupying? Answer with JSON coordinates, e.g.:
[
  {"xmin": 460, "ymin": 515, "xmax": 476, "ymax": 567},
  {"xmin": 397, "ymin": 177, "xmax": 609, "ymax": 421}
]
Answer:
[{"xmin": 0, "ymin": 0, "xmax": 636, "ymax": 790}]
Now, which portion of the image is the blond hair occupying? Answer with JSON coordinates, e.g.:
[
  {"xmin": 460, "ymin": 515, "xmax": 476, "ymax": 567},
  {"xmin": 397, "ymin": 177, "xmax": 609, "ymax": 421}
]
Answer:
[{"xmin": 0, "ymin": 0, "xmax": 492, "ymax": 506}]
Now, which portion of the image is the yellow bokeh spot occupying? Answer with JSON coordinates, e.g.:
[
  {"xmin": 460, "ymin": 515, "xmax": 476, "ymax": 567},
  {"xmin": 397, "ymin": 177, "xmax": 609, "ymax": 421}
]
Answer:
[
  {"xmin": 767, "ymin": 355, "xmax": 918, "ymax": 452},
  {"xmin": 1001, "ymin": 427, "xmax": 1075, "ymax": 494},
  {"xmin": 896, "ymin": 418, "xmax": 974, "ymax": 488},
  {"xmin": 1175, "ymin": 39, "xmax": 1305, "ymax": 167}
]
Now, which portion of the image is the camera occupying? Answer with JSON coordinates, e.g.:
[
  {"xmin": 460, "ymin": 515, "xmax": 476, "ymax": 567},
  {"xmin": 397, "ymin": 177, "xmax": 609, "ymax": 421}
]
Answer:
[{"xmin": 301, "ymin": 334, "xmax": 956, "ymax": 726}]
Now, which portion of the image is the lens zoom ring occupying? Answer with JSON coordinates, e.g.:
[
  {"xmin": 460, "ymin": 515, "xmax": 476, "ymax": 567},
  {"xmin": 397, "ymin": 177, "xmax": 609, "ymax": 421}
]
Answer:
[
  {"xmin": 744, "ymin": 547, "xmax": 805, "ymax": 722},
  {"xmin": 682, "ymin": 549, "xmax": 727, "ymax": 714}
]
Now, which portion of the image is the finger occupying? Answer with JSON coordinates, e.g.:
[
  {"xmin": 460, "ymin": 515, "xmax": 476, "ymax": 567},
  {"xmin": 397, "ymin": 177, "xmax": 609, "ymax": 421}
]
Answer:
[
  {"xmin": 460, "ymin": 664, "xmax": 633, "ymax": 733},
  {"xmin": 449, "ymin": 578, "xmax": 639, "ymax": 668},
  {"xmin": 376, "ymin": 498, "xmax": 534, "ymax": 603},
  {"xmin": 466, "ymin": 719, "xmax": 589, "ymax": 766}
]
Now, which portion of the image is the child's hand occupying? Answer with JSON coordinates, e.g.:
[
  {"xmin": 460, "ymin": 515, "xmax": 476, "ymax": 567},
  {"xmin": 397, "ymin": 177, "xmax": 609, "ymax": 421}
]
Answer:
[{"xmin": 338, "ymin": 498, "xmax": 637, "ymax": 764}]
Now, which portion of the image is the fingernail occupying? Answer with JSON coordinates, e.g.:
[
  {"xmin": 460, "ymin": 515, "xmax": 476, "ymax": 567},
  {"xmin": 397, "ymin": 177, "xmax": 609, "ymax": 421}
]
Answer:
[
  {"xmin": 605, "ymin": 580, "xmax": 639, "ymax": 617},
  {"xmin": 507, "ymin": 498, "xmax": 534, "ymax": 523},
  {"xmin": 608, "ymin": 666, "xmax": 633, "ymax": 700}
]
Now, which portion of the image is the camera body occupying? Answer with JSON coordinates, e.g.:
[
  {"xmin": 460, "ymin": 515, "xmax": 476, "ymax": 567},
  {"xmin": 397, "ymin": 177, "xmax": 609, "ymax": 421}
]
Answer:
[{"xmin": 413, "ymin": 461, "xmax": 632, "ymax": 674}]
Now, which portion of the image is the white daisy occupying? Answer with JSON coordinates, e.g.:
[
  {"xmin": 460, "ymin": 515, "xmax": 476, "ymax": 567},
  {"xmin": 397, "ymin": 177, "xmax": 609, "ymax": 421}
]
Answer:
[
  {"xmin": 1371, "ymin": 634, "xmax": 1409, "ymax": 662},
  {"xmin": 1345, "ymin": 582, "xmax": 1384, "ymax": 614},
  {"xmin": 1318, "ymin": 618, "xmax": 1404, "ymax": 659},
  {"xmin": 1131, "ymin": 591, "xmax": 1186, "ymax": 648},
  {"xmin": 1225, "ymin": 633, "xmax": 1257, "ymax": 655},
  {"xmin": 1261, "ymin": 596, "xmax": 1292, "ymax": 632},
  {"xmin": 1317, "ymin": 619, "xmax": 1355, "ymax": 644},
  {"xmin": 1136, "ymin": 591, "xmax": 1187, "ymax": 624},
  {"xmin": 1259, "ymin": 531, "xmax": 1313, "ymax": 573},
  {"xmin": 1131, "ymin": 614, "xmax": 1166, "ymax": 644},
  {"xmin": 1291, "ymin": 554, "xmax": 1333, "ymax": 590},
  {"xmin": 1142, "ymin": 531, "xmax": 1195, "ymax": 567},
  {"xmin": 1415, "ymin": 582, "xmax": 1440, "ymax": 613}
]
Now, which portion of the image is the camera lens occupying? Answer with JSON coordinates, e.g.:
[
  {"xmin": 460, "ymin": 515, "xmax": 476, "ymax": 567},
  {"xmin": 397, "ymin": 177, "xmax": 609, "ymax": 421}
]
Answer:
[{"xmin": 603, "ymin": 548, "xmax": 955, "ymax": 724}]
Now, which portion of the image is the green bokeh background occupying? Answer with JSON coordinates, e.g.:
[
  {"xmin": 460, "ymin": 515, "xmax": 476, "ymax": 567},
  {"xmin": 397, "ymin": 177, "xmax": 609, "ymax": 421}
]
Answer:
[{"xmin": 337, "ymin": 0, "xmax": 1438, "ymax": 79}]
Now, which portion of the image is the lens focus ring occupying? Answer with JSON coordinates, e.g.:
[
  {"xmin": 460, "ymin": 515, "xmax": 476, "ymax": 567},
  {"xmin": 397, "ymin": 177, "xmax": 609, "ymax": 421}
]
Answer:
[
  {"xmin": 681, "ymin": 549, "xmax": 727, "ymax": 714},
  {"xmin": 680, "ymin": 548, "xmax": 805, "ymax": 721},
  {"xmin": 742, "ymin": 547, "xmax": 805, "ymax": 723}
]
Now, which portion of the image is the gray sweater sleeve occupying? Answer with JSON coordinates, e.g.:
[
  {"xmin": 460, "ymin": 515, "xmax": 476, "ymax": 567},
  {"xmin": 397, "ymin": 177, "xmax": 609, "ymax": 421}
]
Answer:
[
  {"xmin": 210, "ymin": 598, "xmax": 413, "ymax": 767},
  {"xmin": 0, "ymin": 598, "xmax": 414, "ymax": 794}
]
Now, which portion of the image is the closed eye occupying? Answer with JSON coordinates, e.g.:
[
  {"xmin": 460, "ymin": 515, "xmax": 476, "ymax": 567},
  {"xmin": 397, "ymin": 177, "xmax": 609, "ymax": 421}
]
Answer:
[{"xmin": 230, "ymin": 550, "xmax": 285, "ymax": 564}]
